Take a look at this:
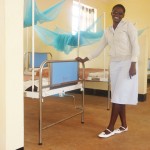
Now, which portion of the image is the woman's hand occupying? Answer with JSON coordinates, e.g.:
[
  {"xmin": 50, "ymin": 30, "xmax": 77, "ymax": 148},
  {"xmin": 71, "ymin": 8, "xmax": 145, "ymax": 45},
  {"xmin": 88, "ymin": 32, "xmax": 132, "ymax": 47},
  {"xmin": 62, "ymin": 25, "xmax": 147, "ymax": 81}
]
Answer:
[
  {"xmin": 129, "ymin": 62, "xmax": 136, "ymax": 79},
  {"xmin": 75, "ymin": 57, "xmax": 89, "ymax": 63}
]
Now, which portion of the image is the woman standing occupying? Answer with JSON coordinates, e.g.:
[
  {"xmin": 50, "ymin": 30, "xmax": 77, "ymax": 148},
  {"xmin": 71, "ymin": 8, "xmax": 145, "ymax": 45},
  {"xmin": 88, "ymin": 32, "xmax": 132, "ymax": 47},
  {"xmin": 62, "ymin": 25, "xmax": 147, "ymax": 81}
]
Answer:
[{"xmin": 76, "ymin": 4, "xmax": 139, "ymax": 138}]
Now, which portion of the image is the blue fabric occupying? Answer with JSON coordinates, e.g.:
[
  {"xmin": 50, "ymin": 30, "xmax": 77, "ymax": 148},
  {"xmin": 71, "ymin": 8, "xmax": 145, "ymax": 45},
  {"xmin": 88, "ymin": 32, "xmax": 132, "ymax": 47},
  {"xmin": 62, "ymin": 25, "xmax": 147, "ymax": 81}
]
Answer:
[
  {"xmin": 24, "ymin": 0, "xmax": 147, "ymax": 54},
  {"xmin": 24, "ymin": 0, "xmax": 65, "ymax": 27},
  {"xmin": 34, "ymin": 16, "xmax": 104, "ymax": 54},
  {"xmin": 50, "ymin": 61, "xmax": 78, "ymax": 87},
  {"xmin": 29, "ymin": 53, "xmax": 48, "ymax": 68}
]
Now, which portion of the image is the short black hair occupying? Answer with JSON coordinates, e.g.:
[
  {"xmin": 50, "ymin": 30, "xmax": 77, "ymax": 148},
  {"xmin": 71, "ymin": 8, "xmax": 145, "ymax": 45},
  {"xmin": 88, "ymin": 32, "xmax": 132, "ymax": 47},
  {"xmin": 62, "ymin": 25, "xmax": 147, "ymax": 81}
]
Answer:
[{"xmin": 112, "ymin": 4, "xmax": 126, "ymax": 13}]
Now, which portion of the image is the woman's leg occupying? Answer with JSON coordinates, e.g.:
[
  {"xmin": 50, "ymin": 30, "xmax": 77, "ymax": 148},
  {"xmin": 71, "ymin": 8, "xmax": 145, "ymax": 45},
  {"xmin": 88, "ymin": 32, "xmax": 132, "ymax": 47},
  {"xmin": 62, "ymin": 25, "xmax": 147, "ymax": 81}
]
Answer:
[
  {"xmin": 119, "ymin": 104, "xmax": 127, "ymax": 129},
  {"xmin": 104, "ymin": 103, "xmax": 120, "ymax": 134},
  {"xmin": 104, "ymin": 103, "xmax": 127, "ymax": 134}
]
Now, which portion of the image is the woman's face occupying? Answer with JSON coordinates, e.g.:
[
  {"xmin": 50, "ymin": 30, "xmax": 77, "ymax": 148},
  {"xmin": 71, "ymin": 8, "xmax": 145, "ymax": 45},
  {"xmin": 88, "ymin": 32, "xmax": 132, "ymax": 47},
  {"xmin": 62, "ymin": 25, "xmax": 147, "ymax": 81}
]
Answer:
[{"xmin": 111, "ymin": 7, "xmax": 125, "ymax": 24}]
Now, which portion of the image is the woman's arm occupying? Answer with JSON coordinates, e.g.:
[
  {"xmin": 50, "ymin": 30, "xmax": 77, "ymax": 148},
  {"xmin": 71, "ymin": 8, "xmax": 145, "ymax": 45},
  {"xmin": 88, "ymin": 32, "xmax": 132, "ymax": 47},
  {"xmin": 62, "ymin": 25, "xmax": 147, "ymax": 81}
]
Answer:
[
  {"xmin": 129, "ymin": 62, "xmax": 136, "ymax": 79},
  {"xmin": 127, "ymin": 22, "xmax": 140, "ymax": 62},
  {"xmin": 127, "ymin": 22, "xmax": 139, "ymax": 78},
  {"xmin": 76, "ymin": 33, "xmax": 108, "ymax": 63}
]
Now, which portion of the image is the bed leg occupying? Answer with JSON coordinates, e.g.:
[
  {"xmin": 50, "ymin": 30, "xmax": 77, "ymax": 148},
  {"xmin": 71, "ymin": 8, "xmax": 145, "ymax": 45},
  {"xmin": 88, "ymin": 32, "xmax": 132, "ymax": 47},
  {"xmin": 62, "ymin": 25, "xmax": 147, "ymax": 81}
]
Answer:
[{"xmin": 81, "ymin": 112, "xmax": 84, "ymax": 124}]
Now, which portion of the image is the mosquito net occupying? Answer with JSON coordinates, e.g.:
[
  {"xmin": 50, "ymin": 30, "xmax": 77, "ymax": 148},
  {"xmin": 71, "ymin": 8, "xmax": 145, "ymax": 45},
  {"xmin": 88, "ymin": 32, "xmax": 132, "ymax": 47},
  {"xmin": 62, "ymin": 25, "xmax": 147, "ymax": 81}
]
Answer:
[
  {"xmin": 24, "ymin": 0, "xmax": 147, "ymax": 54},
  {"xmin": 24, "ymin": 0, "xmax": 65, "ymax": 27},
  {"xmin": 34, "ymin": 16, "xmax": 104, "ymax": 54}
]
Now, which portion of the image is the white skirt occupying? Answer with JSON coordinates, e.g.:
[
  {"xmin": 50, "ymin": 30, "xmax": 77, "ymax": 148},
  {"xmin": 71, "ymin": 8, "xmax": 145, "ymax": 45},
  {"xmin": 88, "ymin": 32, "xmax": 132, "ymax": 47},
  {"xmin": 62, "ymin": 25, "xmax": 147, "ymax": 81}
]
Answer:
[{"xmin": 110, "ymin": 60, "xmax": 138, "ymax": 105}]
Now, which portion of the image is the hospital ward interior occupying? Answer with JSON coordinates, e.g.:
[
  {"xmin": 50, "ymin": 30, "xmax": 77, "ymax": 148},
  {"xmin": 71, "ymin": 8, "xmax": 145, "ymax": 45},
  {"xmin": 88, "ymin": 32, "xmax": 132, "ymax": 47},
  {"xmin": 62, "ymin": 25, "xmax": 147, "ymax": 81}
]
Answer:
[{"xmin": 1, "ymin": 0, "xmax": 150, "ymax": 150}]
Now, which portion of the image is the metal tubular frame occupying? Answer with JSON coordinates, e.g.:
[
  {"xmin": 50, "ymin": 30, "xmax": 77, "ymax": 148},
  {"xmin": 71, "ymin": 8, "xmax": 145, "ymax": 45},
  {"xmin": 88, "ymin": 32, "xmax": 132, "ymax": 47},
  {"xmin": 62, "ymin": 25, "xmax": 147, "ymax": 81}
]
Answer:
[
  {"xmin": 83, "ymin": 73, "xmax": 111, "ymax": 110},
  {"xmin": 38, "ymin": 60, "xmax": 85, "ymax": 145}
]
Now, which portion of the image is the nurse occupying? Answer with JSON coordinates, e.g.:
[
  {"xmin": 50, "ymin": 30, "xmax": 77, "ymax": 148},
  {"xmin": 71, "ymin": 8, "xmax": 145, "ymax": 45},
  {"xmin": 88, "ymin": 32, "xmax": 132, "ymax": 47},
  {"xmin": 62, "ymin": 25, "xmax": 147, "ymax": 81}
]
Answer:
[{"xmin": 76, "ymin": 4, "xmax": 139, "ymax": 138}]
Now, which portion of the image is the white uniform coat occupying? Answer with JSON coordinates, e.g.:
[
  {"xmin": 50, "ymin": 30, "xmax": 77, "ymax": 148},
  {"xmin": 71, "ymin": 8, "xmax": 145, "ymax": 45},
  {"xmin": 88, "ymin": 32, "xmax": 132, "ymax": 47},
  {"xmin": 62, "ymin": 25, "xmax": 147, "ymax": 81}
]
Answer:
[{"xmin": 88, "ymin": 20, "xmax": 139, "ymax": 105}]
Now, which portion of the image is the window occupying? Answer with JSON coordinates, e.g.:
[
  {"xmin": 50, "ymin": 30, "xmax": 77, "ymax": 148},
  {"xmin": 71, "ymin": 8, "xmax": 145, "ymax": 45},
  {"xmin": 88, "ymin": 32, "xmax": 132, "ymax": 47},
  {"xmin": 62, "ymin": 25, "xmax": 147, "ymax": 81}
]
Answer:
[{"xmin": 72, "ymin": 1, "xmax": 97, "ymax": 34}]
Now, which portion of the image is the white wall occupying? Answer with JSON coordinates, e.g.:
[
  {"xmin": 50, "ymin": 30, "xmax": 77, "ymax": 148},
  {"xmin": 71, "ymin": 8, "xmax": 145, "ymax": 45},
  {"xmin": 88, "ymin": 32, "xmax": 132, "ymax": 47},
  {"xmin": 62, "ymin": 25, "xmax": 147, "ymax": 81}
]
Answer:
[
  {"xmin": 0, "ymin": 0, "xmax": 6, "ymax": 149},
  {"xmin": 0, "ymin": 0, "xmax": 24, "ymax": 149},
  {"xmin": 24, "ymin": 0, "xmax": 149, "ymax": 95}
]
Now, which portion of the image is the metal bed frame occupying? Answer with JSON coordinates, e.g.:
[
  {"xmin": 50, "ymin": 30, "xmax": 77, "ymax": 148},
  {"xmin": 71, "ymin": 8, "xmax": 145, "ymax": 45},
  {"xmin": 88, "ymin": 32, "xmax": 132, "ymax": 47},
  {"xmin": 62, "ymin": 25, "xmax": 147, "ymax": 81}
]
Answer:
[
  {"xmin": 24, "ymin": 59, "xmax": 85, "ymax": 145},
  {"xmin": 82, "ymin": 70, "xmax": 111, "ymax": 110},
  {"xmin": 24, "ymin": 59, "xmax": 111, "ymax": 145}
]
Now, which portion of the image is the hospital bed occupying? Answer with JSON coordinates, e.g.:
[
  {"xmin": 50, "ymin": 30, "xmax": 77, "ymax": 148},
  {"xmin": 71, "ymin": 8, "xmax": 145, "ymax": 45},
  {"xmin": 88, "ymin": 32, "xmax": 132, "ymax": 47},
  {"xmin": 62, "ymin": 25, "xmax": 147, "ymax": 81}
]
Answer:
[
  {"xmin": 24, "ymin": 51, "xmax": 52, "ymax": 92},
  {"xmin": 24, "ymin": 52, "xmax": 110, "ymax": 144},
  {"xmin": 24, "ymin": 59, "xmax": 85, "ymax": 145},
  {"xmin": 24, "ymin": 65, "xmax": 111, "ymax": 109},
  {"xmin": 24, "ymin": 51, "xmax": 52, "ymax": 73}
]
